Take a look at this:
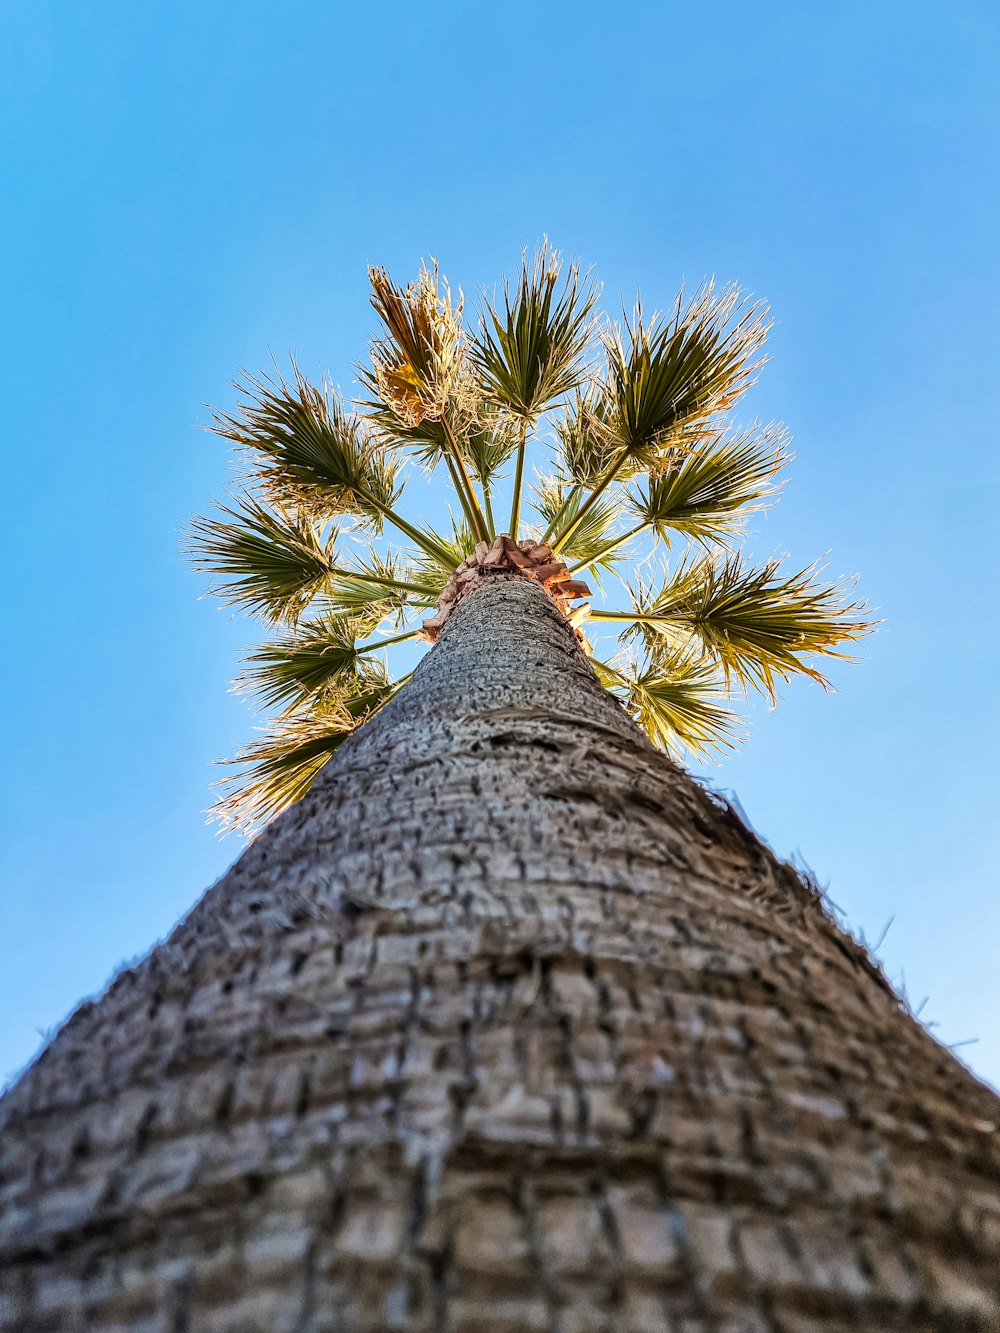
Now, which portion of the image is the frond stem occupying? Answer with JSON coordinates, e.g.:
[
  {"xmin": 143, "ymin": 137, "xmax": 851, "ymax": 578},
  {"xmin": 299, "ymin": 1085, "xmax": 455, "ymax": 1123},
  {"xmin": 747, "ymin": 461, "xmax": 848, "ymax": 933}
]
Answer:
[
  {"xmin": 356, "ymin": 628, "xmax": 421, "ymax": 654},
  {"xmin": 541, "ymin": 482, "xmax": 581, "ymax": 544},
  {"xmin": 329, "ymin": 564, "xmax": 439, "ymax": 598},
  {"xmin": 481, "ymin": 479, "xmax": 497, "ymax": 539},
  {"xmin": 567, "ymin": 522, "xmax": 647, "ymax": 575},
  {"xmin": 507, "ymin": 421, "xmax": 530, "ymax": 539},
  {"xmin": 358, "ymin": 487, "xmax": 455, "ymax": 569},
  {"xmin": 550, "ymin": 445, "xmax": 632, "ymax": 554},
  {"xmin": 589, "ymin": 610, "xmax": 679, "ymax": 625},
  {"xmin": 442, "ymin": 451, "xmax": 485, "ymax": 540},
  {"xmin": 441, "ymin": 416, "xmax": 490, "ymax": 542}
]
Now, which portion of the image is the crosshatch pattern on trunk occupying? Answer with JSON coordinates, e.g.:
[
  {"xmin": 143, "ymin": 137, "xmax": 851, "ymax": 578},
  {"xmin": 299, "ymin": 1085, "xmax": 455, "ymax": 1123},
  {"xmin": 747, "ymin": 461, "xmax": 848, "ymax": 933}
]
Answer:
[{"xmin": 1, "ymin": 576, "xmax": 999, "ymax": 1331}]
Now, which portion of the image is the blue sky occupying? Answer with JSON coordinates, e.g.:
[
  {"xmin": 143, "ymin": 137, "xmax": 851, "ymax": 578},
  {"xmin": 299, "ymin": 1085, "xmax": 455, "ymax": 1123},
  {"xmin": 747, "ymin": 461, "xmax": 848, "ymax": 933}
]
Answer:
[{"xmin": 2, "ymin": 1, "xmax": 998, "ymax": 1091}]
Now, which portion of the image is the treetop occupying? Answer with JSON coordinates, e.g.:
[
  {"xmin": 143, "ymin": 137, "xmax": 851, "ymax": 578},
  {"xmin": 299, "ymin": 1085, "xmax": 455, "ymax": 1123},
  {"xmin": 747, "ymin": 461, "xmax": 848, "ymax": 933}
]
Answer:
[{"xmin": 188, "ymin": 243, "xmax": 876, "ymax": 835}]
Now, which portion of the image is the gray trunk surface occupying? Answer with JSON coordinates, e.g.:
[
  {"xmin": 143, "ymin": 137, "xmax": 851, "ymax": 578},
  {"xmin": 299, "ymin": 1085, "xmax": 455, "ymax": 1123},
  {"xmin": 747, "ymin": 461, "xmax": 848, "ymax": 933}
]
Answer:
[{"xmin": 1, "ymin": 575, "xmax": 998, "ymax": 1331}]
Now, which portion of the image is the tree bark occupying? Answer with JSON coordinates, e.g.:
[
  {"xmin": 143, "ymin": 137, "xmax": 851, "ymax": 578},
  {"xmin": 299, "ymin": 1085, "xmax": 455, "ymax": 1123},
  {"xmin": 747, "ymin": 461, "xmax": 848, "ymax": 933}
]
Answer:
[{"xmin": 1, "ymin": 574, "xmax": 998, "ymax": 1331}]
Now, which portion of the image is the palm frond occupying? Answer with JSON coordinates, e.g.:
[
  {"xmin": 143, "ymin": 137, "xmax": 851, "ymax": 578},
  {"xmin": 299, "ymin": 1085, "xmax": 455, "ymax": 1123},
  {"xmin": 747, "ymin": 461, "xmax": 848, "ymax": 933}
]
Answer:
[
  {"xmin": 364, "ymin": 262, "xmax": 465, "ymax": 427},
  {"xmin": 361, "ymin": 367, "xmax": 486, "ymax": 481},
  {"xmin": 596, "ymin": 646, "xmax": 741, "ymax": 759},
  {"xmin": 362, "ymin": 410, "xmax": 450, "ymax": 470},
  {"xmin": 549, "ymin": 285, "xmax": 767, "ymax": 556},
  {"xmin": 411, "ymin": 517, "xmax": 477, "ymax": 595},
  {"xmin": 239, "ymin": 614, "xmax": 389, "ymax": 713},
  {"xmin": 212, "ymin": 674, "xmax": 405, "ymax": 835},
  {"xmin": 323, "ymin": 549, "xmax": 437, "ymax": 620},
  {"xmin": 554, "ymin": 386, "xmax": 623, "ymax": 486},
  {"xmin": 605, "ymin": 282, "xmax": 769, "ymax": 467},
  {"xmin": 212, "ymin": 365, "xmax": 401, "ymax": 528},
  {"xmin": 363, "ymin": 264, "xmax": 490, "ymax": 540},
  {"xmin": 629, "ymin": 421, "xmax": 788, "ymax": 545},
  {"xmin": 603, "ymin": 553, "xmax": 877, "ymax": 700},
  {"xmin": 186, "ymin": 495, "xmax": 334, "ymax": 624},
  {"xmin": 472, "ymin": 241, "xmax": 597, "ymax": 422},
  {"xmin": 462, "ymin": 413, "xmax": 521, "ymax": 487},
  {"xmin": 531, "ymin": 475, "xmax": 628, "ymax": 577}
]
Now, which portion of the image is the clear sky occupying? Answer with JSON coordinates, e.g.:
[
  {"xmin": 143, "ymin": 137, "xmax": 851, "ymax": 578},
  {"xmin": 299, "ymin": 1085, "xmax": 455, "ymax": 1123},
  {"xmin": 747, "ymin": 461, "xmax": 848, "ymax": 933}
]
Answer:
[{"xmin": 2, "ymin": 2, "xmax": 998, "ymax": 1092}]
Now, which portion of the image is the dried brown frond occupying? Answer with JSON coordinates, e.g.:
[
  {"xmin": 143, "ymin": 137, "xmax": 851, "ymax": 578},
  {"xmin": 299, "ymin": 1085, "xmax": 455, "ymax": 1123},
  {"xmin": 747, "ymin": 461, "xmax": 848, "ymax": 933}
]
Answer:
[{"xmin": 366, "ymin": 261, "xmax": 465, "ymax": 427}]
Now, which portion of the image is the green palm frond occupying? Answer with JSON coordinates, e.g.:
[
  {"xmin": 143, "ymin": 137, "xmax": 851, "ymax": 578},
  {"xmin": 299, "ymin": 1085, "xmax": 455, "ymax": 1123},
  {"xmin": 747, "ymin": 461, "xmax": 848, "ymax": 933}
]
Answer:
[
  {"xmin": 363, "ymin": 410, "xmax": 451, "ymax": 471},
  {"xmin": 186, "ymin": 495, "xmax": 334, "ymax": 624},
  {"xmin": 462, "ymin": 413, "xmax": 520, "ymax": 487},
  {"xmin": 629, "ymin": 421, "xmax": 788, "ymax": 545},
  {"xmin": 549, "ymin": 287, "xmax": 769, "ymax": 556},
  {"xmin": 323, "ymin": 549, "xmax": 437, "ymax": 620},
  {"xmin": 605, "ymin": 283, "xmax": 769, "ymax": 467},
  {"xmin": 473, "ymin": 241, "xmax": 597, "ymax": 422},
  {"xmin": 215, "ymin": 715, "xmax": 350, "ymax": 836},
  {"xmin": 240, "ymin": 615, "xmax": 414, "ymax": 713},
  {"xmin": 531, "ymin": 475, "xmax": 628, "ymax": 577},
  {"xmin": 213, "ymin": 366, "xmax": 401, "ymax": 528},
  {"xmin": 212, "ymin": 674, "xmax": 406, "ymax": 835},
  {"xmin": 473, "ymin": 242, "xmax": 598, "ymax": 539},
  {"xmin": 598, "ymin": 553, "xmax": 877, "ymax": 700},
  {"xmin": 595, "ymin": 647, "xmax": 741, "ymax": 759},
  {"xmin": 410, "ymin": 518, "xmax": 477, "ymax": 592},
  {"xmin": 554, "ymin": 387, "xmax": 624, "ymax": 486}
]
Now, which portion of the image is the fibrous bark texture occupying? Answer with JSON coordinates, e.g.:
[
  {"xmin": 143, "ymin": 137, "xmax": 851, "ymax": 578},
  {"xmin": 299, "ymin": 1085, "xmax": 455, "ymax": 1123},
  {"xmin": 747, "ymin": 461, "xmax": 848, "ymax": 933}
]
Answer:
[{"xmin": 2, "ymin": 576, "xmax": 998, "ymax": 1332}]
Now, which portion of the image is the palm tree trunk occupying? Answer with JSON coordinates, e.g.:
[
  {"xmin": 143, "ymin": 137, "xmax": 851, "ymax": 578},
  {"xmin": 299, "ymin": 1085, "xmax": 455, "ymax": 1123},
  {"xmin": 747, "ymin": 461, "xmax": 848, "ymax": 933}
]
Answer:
[{"xmin": 1, "ymin": 574, "xmax": 998, "ymax": 1330}]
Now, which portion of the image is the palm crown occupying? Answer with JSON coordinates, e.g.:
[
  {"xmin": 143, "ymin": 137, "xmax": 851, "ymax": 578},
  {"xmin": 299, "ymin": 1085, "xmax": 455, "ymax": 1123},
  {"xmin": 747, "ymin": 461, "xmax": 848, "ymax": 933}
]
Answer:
[{"xmin": 189, "ymin": 244, "xmax": 875, "ymax": 834}]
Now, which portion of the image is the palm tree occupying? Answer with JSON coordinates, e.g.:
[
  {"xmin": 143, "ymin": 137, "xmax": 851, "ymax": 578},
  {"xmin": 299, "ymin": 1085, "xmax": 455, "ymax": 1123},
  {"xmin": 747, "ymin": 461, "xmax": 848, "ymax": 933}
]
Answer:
[
  {"xmin": 2, "ymin": 249, "xmax": 998, "ymax": 1330},
  {"xmin": 186, "ymin": 248, "xmax": 872, "ymax": 835}
]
